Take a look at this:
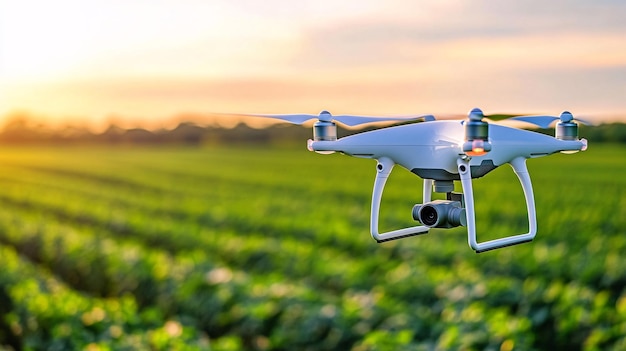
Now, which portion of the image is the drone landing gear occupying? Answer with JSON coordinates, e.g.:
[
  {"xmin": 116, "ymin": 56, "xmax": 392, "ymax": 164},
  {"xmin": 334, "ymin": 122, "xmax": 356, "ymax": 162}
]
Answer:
[
  {"xmin": 458, "ymin": 156, "xmax": 537, "ymax": 253},
  {"xmin": 370, "ymin": 156, "xmax": 538, "ymax": 252},
  {"xmin": 370, "ymin": 157, "xmax": 430, "ymax": 242}
]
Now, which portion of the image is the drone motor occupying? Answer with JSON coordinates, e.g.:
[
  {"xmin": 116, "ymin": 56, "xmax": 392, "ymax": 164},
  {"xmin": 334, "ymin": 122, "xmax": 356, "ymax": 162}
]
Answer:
[
  {"xmin": 313, "ymin": 111, "xmax": 337, "ymax": 141},
  {"xmin": 555, "ymin": 111, "xmax": 578, "ymax": 141},
  {"xmin": 462, "ymin": 108, "xmax": 492, "ymax": 157}
]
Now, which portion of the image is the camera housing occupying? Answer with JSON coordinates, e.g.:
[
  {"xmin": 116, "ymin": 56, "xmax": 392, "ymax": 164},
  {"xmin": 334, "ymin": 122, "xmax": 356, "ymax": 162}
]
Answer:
[{"xmin": 413, "ymin": 200, "xmax": 467, "ymax": 228}]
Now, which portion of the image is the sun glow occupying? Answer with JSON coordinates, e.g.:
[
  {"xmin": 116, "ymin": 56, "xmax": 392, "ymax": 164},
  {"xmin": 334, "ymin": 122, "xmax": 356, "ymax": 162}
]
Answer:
[
  {"xmin": 0, "ymin": 1, "xmax": 238, "ymax": 82},
  {"xmin": 1, "ymin": 2, "xmax": 98, "ymax": 82}
]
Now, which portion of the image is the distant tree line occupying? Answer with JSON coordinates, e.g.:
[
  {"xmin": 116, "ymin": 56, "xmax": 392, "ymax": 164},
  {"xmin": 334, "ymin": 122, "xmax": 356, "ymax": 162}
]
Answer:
[
  {"xmin": 578, "ymin": 124, "xmax": 626, "ymax": 143},
  {"xmin": 0, "ymin": 114, "xmax": 624, "ymax": 145},
  {"xmin": 526, "ymin": 124, "xmax": 626, "ymax": 143},
  {"xmin": 0, "ymin": 115, "xmax": 312, "ymax": 145}
]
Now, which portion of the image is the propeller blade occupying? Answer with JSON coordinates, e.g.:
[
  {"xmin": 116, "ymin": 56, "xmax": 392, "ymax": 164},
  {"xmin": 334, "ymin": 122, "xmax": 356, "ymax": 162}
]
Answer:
[
  {"xmin": 507, "ymin": 112, "xmax": 594, "ymax": 129},
  {"xmin": 236, "ymin": 113, "xmax": 318, "ymax": 125},
  {"xmin": 507, "ymin": 116, "xmax": 559, "ymax": 129},
  {"xmin": 208, "ymin": 112, "xmax": 317, "ymax": 125},
  {"xmin": 573, "ymin": 117, "xmax": 594, "ymax": 126},
  {"xmin": 332, "ymin": 114, "xmax": 435, "ymax": 127},
  {"xmin": 212, "ymin": 112, "xmax": 434, "ymax": 127}
]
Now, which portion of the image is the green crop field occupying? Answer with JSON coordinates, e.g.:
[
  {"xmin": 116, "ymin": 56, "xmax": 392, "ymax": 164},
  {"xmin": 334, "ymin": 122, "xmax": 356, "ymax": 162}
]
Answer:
[{"xmin": 0, "ymin": 142, "xmax": 624, "ymax": 350}]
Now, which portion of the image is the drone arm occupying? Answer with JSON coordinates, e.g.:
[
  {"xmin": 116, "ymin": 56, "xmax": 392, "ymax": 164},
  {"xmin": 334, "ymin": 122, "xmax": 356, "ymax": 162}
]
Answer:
[
  {"xmin": 370, "ymin": 157, "xmax": 430, "ymax": 242},
  {"xmin": 459, "ymin": 156, "xmax": 537, "ymax": 253}
]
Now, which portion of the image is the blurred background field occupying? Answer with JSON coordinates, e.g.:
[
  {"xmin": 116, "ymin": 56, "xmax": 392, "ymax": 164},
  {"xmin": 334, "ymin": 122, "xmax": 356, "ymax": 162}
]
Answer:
[{"xmin": 0, "ymin": 136, "xmax": 624, "ymax": 350}]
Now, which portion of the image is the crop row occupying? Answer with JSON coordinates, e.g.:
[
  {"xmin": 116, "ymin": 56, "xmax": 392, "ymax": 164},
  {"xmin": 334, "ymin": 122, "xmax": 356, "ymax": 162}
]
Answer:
[
  {"xmin": 0, "ymin": 185, "xmax": 394, "ymax": 296},
  {"xmin": 0, "ymin": 163, "xmax": 376, "ymax": 253}
]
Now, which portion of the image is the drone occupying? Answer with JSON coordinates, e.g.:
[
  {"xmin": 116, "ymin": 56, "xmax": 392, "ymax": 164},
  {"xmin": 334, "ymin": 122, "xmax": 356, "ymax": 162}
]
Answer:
[{"xmin": 229, "ymin": 108, "xmax": 589, "ymax": 253}]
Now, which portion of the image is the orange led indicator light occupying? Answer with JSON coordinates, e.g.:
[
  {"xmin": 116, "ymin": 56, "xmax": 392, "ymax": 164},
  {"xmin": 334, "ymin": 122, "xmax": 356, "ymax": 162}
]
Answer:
[
  {"xmin": 465, "ymin": 140, "xmax": 488, "ymax": 156},
  {"xmin": 466, "ymin": 148, "xmax": 486, "ymax": 156}
]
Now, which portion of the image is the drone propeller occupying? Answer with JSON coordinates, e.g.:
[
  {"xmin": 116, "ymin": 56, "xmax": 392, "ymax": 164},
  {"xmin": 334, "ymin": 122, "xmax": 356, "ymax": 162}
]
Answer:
[
  {"xmin": 507, "ymin": 111, "xmax": 592, "ymax": 129},
  {"xmin": 505, "ymin": 111, "xmax": 592, "ymax": 140},
  {"xmin": 237, "ymin": 110, "xmax": 435, "ymax": 127},
  {"xmin": 218, "ymin": 110, "xmax": 435, "ymax": 142}
]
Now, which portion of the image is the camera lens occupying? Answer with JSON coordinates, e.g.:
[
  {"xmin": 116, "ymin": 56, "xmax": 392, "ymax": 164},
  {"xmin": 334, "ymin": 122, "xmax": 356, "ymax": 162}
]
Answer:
[{"xmin": 420, "ymin": 205, "xmax": 438, "ymax": 226}]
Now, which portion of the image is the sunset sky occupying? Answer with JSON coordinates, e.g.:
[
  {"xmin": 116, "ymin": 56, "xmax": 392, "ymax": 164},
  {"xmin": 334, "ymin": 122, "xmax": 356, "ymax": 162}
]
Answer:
[{"xmin": 1, "ymin": 0, "xmax": 625, "ymax": 129}]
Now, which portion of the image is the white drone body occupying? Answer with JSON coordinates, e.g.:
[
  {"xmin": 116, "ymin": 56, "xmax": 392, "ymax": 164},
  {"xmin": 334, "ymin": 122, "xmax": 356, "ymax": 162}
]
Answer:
[{"xmin": 235, "ymin": 108, "xmax": 588, "ymax": 252}]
